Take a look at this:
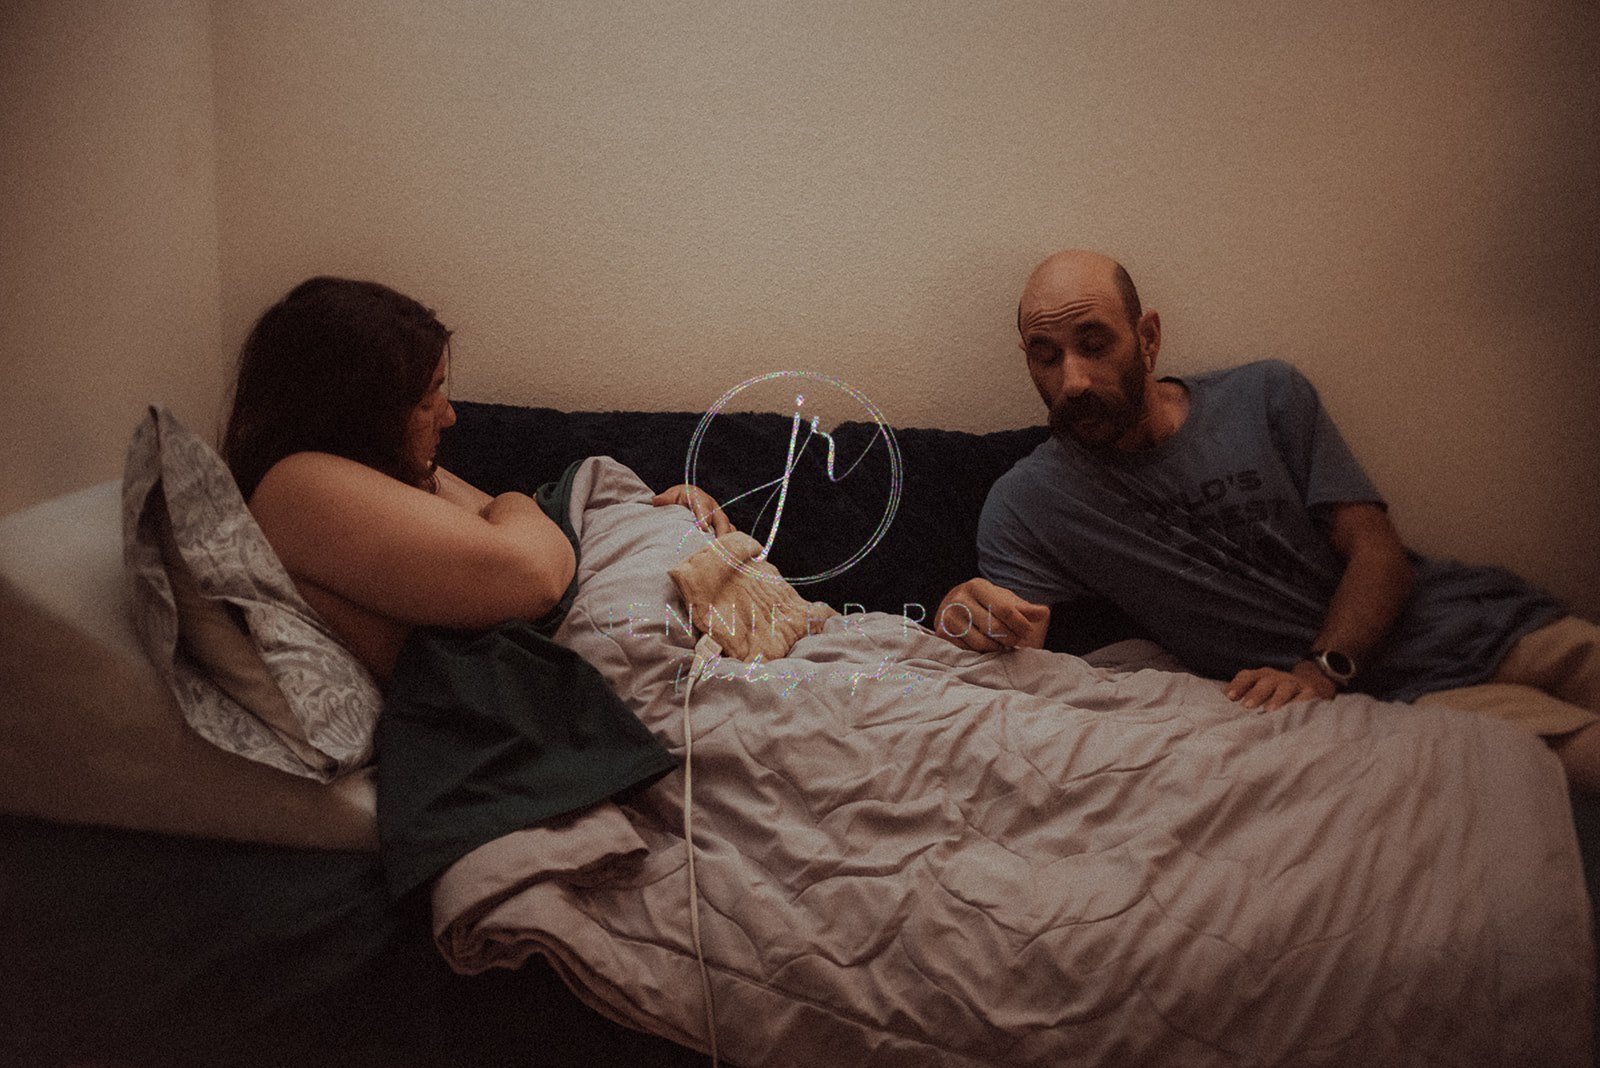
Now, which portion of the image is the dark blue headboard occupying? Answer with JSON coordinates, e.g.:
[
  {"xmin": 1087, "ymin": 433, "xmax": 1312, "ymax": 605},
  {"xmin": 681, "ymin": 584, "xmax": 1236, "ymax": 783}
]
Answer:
[{"xmin": 439, "ymin": 400, "xmax": 1139, "ymax": 654}]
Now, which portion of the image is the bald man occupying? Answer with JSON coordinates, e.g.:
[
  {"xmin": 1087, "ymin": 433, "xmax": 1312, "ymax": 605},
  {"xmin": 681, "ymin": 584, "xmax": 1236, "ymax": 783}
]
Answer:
[{"xmin": 936, "ymin": 250, "xmax": 1600, "ymax": 792}]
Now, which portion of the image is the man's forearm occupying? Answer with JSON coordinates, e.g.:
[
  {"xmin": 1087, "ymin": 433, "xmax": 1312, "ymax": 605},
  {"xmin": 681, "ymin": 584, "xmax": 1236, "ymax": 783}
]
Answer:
[
  {"xmin": 1311, "ymin": 540, "xmax": 1414, "ymax": 666},
  {"xmin": 1228, "ymin": 503, "xmax": 1414, "ymax": 710}
]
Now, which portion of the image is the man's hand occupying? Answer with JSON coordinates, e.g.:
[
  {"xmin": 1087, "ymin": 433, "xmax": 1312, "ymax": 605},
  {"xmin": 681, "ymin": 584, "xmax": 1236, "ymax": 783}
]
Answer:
[
  {"xmin": 933, "ymin": 578, "xmax": 1050, "ymax": 653},
  {"xmin": 1225, "ymin": 661, "xmax": 1337, "ymax": 712},
  {"xmin": 652, "ymin": 484, "xmax": 735, "ymax": 537}
]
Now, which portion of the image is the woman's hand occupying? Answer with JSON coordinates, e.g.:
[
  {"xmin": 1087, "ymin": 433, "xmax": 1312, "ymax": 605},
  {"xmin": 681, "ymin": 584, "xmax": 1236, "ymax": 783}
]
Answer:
[{"xmin": 652, "ymin": 484, "xmax": 734, "ymax": 536}]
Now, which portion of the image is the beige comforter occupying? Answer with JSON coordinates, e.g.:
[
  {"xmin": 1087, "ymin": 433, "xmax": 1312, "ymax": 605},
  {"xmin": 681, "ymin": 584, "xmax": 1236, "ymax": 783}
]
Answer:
[{"xmin": 432, "ymin": 457, "xmax": 1593, "ymax": 1066}]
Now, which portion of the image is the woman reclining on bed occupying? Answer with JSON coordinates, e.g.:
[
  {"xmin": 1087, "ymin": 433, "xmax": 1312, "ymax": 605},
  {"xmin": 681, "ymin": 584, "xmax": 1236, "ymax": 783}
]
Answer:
[{"xmin": 223, "ymin": 275, "xmax": 730, "ymax": 683}]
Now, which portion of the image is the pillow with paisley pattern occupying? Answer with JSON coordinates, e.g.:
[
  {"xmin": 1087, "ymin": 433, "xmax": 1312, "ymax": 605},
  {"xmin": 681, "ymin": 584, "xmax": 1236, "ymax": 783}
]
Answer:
[{"xmin": 122, "ymin": 406, "xmax": 381, "ymax": 781}]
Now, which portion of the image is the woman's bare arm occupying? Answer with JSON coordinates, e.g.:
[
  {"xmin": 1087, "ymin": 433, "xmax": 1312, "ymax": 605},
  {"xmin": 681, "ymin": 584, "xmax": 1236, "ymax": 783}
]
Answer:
[
  {"xmin": 433, "ymin": 465, "xmax": 494, "ymax": 514},
  {"xmin": 250, "ymin": 452, "xmax": 576, "ymax": 630}
]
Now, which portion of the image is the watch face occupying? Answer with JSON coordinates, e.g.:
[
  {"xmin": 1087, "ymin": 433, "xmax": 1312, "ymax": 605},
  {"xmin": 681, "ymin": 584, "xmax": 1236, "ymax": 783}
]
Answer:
[{"xmin": 1322, "ymin": 651, "xmax": 1355, "ymax": 678}]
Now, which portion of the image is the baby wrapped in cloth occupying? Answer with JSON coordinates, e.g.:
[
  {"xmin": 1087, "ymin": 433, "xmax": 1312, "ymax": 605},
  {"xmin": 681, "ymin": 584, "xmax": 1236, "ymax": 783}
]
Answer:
[{"xmin": 667, "ymin": 531, "xmax": 837, "ymax": 662}]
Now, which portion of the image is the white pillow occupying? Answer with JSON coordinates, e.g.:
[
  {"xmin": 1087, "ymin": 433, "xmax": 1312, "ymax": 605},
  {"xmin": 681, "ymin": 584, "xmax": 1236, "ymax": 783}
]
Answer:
[
  {"xmin": 0, "ymin": 480, "xmax": 376, "ymax": 849},
  {"xmin": 0, "ymin": 479, "xmax": 146, "ymax": 660},
  {"xmin": 121, "ymin": 406, "xmax": 382, "ymax": 781}
]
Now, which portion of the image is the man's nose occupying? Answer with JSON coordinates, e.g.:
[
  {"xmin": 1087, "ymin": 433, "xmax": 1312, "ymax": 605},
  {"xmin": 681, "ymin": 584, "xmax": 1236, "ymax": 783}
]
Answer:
[{"xmin": 1058, "ymin": 356, "xmax": 1093, "ymax": 398}]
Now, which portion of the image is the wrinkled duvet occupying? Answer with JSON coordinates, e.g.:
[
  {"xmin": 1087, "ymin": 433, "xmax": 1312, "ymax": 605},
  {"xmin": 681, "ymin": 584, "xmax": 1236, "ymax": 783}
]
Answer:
[{"xmin": 430, "ymin": 458, "xmax": 1593, "ymax": 1067}]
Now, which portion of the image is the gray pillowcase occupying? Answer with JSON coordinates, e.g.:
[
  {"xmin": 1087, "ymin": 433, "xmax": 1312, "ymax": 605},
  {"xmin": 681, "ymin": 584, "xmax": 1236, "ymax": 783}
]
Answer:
[{"xmin": 122, "ymin": 406, "xmax": 382, "ymax": 781}]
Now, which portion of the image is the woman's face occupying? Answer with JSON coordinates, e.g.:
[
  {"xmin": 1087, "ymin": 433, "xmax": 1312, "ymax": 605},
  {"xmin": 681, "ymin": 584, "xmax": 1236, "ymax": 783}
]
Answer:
[{"xmin": 406, "ymin": 351, "xmax": 456, "ymax": 479}]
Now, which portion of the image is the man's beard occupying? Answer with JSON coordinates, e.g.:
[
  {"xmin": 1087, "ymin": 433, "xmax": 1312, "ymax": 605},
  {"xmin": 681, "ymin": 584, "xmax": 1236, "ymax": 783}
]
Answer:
[{"xmin": 1048, "ymin": 360, "xmax": 1148, "ymax": 448}]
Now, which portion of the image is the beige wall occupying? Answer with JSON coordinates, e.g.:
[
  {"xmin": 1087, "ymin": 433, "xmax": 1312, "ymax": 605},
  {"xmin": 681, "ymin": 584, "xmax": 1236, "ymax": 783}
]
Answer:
[
  {"xmin": 7, "ymin": 2, "xmax": 1598, "ymax": 616},
  {"xmin": 1, "ymin": 0, "xmax": 225, "ymax": 514}
]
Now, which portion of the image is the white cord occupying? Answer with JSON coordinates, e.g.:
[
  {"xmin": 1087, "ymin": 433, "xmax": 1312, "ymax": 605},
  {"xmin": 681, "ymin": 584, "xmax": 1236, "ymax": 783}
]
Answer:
[{"xmin": 682, "ymin": 633, "xmax": 722, "ymax": 1066}]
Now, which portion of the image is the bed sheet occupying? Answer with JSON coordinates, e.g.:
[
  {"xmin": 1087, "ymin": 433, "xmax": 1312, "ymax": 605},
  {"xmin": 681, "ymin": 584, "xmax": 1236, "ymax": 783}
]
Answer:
[{"xmin": 428, "ymin": 457, "xmax": 1594, "ymax": 1067}]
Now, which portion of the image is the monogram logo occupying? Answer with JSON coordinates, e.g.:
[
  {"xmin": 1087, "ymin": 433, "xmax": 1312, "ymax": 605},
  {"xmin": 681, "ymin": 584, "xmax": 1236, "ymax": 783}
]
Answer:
[{"xmin": 684, "ymin": 371, "xmax": 902, "ymax": 585}]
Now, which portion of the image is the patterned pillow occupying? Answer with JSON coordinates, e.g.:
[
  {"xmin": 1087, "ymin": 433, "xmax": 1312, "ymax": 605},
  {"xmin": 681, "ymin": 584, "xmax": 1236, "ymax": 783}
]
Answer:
[{"xmin": 122, "ymin": 406, "xmax": 382, "ymax": 781}]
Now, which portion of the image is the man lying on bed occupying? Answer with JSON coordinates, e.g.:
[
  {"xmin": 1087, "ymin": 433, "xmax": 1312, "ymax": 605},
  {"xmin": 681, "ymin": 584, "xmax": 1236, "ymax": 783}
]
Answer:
[{"xmin": 936, "ymin": 249, "xmax": 1600, "ymax": 793}]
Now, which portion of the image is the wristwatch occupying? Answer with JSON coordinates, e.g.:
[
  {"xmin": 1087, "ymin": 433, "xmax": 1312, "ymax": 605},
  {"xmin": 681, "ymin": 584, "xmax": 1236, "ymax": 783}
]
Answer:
[{"xmin": 1307, "ymin": 649, "xmax": 1357, "ymax": 689}]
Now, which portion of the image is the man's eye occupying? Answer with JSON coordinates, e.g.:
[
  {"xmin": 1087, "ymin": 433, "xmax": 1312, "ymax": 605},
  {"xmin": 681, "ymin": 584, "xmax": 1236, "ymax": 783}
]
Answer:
[{"xmin": 1027, "ymin": 343, "xmax": 1059, "ymax": 365}]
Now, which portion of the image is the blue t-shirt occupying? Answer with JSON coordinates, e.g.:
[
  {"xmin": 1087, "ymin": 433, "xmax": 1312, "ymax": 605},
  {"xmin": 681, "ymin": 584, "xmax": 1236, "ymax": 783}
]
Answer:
[{"xmin": 978, "ymin": 360, "xmax": 1563, "ymax": 701}]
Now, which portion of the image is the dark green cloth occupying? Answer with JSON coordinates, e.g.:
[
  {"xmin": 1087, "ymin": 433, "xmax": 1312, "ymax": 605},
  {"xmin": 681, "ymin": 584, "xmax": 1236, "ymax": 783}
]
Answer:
[{"xmin": 377, "ymin": 461, "xmax": 676, "ymax": 899}]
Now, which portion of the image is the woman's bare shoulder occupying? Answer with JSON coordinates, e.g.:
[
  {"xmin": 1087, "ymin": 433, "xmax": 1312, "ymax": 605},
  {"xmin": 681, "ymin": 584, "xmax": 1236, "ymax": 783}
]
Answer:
[
  {"xmin": 251, "ymin": 450, "xmax": 397, "ymax": 508},
  {"xmin": 248, "ymin": 451, "xmax": 574, "ymax": 631},
  {"xmin": 249, "ymin": 450, "xmax": 470, "ymax": 548}
]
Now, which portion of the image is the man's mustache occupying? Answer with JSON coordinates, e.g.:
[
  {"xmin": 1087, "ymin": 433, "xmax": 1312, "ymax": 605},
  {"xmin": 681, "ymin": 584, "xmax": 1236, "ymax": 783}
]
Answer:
[{"xmin": 1049, "ymin": 392, "xmax": 1108, "ymax": 436}]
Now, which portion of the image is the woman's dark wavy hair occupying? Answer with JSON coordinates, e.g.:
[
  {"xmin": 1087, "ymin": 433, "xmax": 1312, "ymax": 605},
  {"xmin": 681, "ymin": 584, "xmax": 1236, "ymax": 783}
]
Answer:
[{"xmin": 222, "ymin": 277, "xmax": 452, "ymax": 500}]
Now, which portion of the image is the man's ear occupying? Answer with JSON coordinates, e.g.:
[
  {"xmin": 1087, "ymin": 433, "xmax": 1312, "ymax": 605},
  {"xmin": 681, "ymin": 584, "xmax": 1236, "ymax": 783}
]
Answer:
[{"xmin": 1136, "ymin": 310, "xmax": 1161, "ymax": 369}]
